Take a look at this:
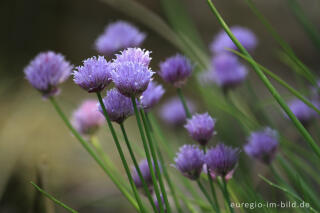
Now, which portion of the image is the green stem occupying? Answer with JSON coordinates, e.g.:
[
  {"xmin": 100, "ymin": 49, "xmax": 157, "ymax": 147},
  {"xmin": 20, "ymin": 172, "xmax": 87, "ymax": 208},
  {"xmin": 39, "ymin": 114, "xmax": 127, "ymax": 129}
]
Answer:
[
  {"xmin": 119, "ymin": 123, "xmax": 158, "ymax": 212},
  {"xmin": 222, "ymin": 179, "xmax": 234, "ymax": 213},
  {"xmin": 203, "ymin": 147, "xmax": 220, "ymax": 212},
  {"xmin": 145, "ymin": 112, "xmax": 183, "ymax": 213},
  {"xmin": 96, "ymin": 92, "xmax": 145, "ymax": 213},
  {"xmin": 31, "ymin": 182, "xmax": 78, "ymax": 213},
  {"xmin": 131, "ymin": 96, "xmax": 165, "ymax": 213},
  {"xmin": 139, "ymin": 109, "xmax": 171, "ymax": 213},
  {"xmin": 177, "ymin": 88, "xmax": 191, "ymax": 118},
  {"xmin": 206, "ymin": 0, "xmax": 320, "ymax": 159},
  {"xmin": 196, "ymin": 180, "xmax": 216, "ymax": 212},
  {"xmin": 48, "ymin": 97, "xmax": 139, "ymax": 210}
]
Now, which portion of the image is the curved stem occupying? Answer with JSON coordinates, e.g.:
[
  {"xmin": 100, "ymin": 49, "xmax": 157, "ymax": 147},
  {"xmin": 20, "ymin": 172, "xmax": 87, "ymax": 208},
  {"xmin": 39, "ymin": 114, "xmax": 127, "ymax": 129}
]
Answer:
[
  {"xmin": 48, "ymin": 97, "xmax": 139, "ymax": 211},
  {"xmin": 196, "ymin": 180, "xmax": 216, "ymax": 212},
  {"xmin": 177, "ymin": 88, "xmax": 191, "ymax": 118},
  {"xmin": 139, "ymin": 109, "xmax": 171, "ymax": 213},
  {"xmin": 119, "ymin": 123, "xmax": 158, "ymax": 212},
  {"xmin": 96, "ymin": 92, "xmax": 145, "ymax": 213},
  {"xmin": 206, "ymin": 0, "xmax": 320, "ymax": 159},
  {"xmin": 131, "ymin": 96, "xmax": 165, "ymax": 213}
]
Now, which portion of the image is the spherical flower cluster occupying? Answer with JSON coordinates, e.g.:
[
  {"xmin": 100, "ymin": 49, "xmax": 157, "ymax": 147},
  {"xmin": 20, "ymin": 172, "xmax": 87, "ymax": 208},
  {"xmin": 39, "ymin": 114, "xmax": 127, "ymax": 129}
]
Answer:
[
  {"xmin": 159, "ymin": 54, "xmax": 193, "ymax": 87},
  {"xmin": 95, "ymin": 21, "xmax": 146, "ymax": 55},
  {"xmin": 210, "ymin": 26, "xmax": 258, "ymax": 53},
  {"xmin": 132, "ymin": 159, "xmax": 160, "ymax": 189},
  {"xmin": 244, "ymin": 128, "xmax": 278, "ymax": 164},
  {"xmin": 111, "ymin": 48, "xmax": 154, "ymax": 97},
  {"xmin": 73, "ymin": 56, "xmax": 112, "ymax": 93},
  {"xmin": 140, "ymin": 81, "xmax": 165, "ymax": 110},
  {"xmin": 185, "ymin": 113, "xmax": 216, "ymax": 146},
  {"xmin": 211, "ymin": 53, "xmax": 247, "ymax": 90},
  {"xmin": 98, "ymin": 88, "xmax": 133, "ymax": 124},
  {"xmin": 71, "ymin": 100, "xmax": 105, "ymax": 136},
  {"xmin": 287, "ymin": 99, "xmax": 319, "ymax": 125},
  {"xmin": 24, "ymin": 51, "xmax": 72, "ymax": 97},
  {"xmin": 205, "ymin": 144, "xmax": 239, "ymax": 177},
  {"xmin": 159, "ymin": 97, "xmax": 196, "ymax": 126},
  {"xmin": 174, "ymin": 145, "xmax": 205, "ymax": 180}
]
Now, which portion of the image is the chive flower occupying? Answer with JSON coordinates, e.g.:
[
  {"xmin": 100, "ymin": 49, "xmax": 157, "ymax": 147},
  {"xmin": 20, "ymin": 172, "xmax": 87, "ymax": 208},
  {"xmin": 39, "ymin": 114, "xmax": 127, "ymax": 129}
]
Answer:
[
  {"xmin": 205, "ymin": 144, "xmax": 239, "ymax": 178},
  {"xmin": 159, "ymin": 97, "xmax": 196, "ymax": 126},
  {"xmin": 244, "ymin": 127, "xmax": 278, "ymax": 164},
  {"xmin": 140, "ymin": 81, "xmax": 165, "ymax": 110},
  {"xmin": 159, "ymin": 54, "xmax": 193, "ymax": 87},
  {"xmin": 24, "ymin": 51, "xmax": 72, "ymax": 98},
  {"xmin": 287, "ymin": 99, "xmax": 319, "ymax": 125},
  {"xmin": 132, "ymin": 159, "xmax": 160, "ymax": 189},
  {"xmin": 111, "ymin": 48, "xmax": 154, "ymax": 97},
  {"xmin": 71, "ymin": 100, "xmax": 105, "ymax": 136},
  {"xmin": 211, "ymin": 53, "xmax": 247, "ymax": 90},
  {"xmin": 98, "ymin": 88, "xmax": 133, "ymax": 124},
  {"xmin": 185, "ymin": 113, "xmax": 216, "ymax": 146},
  {"xmin": 73, "ymin": 56, "xmax": 112, "ymax": 93},
  {"xmin": 210, "ymin": 26, "xmax": 257, "ymax": 53},
  {"xmin": 174, "ymin": 145, "xmax": 205, "ymax": 180},
  {"xmin": 95, "ymin": 21, "xmax": 146, "ymax": 55}
]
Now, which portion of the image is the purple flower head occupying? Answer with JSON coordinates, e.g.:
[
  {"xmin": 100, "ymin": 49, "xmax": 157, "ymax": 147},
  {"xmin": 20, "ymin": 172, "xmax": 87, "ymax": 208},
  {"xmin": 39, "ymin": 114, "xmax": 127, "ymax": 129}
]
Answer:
[
  {"xmin": 140, "ymin": 81, "xmax": 165, "ymax": 110},
  {"xmin": 132, "ymin": 159, "xmax": 160, "ymax": 189},
  {"xmin": 98, "ymin": 88, "xmax": 133, "ymax": 124},
  {"xmin": 24, "ymin": 51, "xmax": 72, "ymax": 98},
  {"xmin": 287, "ymin": 99, "xmax": 319, "ymax": 125},
  {"xmin": 159, "ymin": 54, "xmax": 193, "ymax": 87},
  {"xmin": 112, "ymin": 48, "xmax": 154, "ymax": 97},
  {"xmin": 244, "ymin": 127, "xmax": 278, "ymax": 164},
  {"xmin": 211, "ymin": 53, "xmax": 248, "ymax": 90},
  {"xmin": 210, "ymin": 26, "xmax": 258, "ymax": 53},
  {"xmin": 174, "ymin": 145, "xmax": 205, "ymax": 180},
  {"xmin": 71, "ymin": 100, "xmax": 105, "ymax": 136},
  {"xmin": 73, "ymin": 56, "xmax": 112, "ymax": 93},
  {"xmin": 95, "ymin": 21, "xmax": 146, "ymax": 55},
  {"xmin": 185, "ymin": 113, "xmax": 216, "ymax": 146},
  {"xmin": 205, "ymin": 144, "xmax": 240, "ymax": 177},
  {"xmin": 159, "ymin": 97, "xmax": 196, "ymax": 126}
]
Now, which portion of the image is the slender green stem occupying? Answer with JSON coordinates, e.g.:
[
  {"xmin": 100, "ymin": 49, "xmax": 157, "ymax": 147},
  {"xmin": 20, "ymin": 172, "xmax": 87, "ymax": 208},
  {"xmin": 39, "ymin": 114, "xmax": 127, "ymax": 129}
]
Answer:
[
  {"xmin": 145, "ymin": 112, "xmax": 183, "ymax": 213},
  {"xmin": 206, "ymin": 0, "xmax": 320, "ymax": 159},
  {"xmin": 222, "ymin": 179, "xmax": 234, "ymax": 213},
  {"xmin": 96, "ymin": 92, "xmax": 145, "ymax": 213},
  {"xmin": 203, "ymin": 147, "xmax": 220, "ymax": 212},
  {"xmin": 139, "ymin": 109, "xmax": 171, "ymax": 213},
  {"xmin": 131, "ymin": 96, "xmax": 165, "ymax": 213},
  {"xmin": 196, "ymin": 180, "xmax": 216, "ymax": 212},
  {"xmin": 31, "ymin": 182, "xmax": 78, "ymax": 213},
  {"xmin": 177, "ymin": 88, "xmax": 191, "ymax": 118},
  {"xmin": 119, "ymin": 123, "xmax": 158, "ymax": 212},
  {"xmin": 48, "ymin": 97, "xmax": 139, "ymax": 210}
]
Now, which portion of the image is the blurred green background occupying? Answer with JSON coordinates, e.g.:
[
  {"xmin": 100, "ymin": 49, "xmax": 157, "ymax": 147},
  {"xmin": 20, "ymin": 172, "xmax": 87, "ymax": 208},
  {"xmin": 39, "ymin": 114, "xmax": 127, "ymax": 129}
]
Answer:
[{"xmin": 0, "ymin": 0, "xmax": 320, "ymax": 212}]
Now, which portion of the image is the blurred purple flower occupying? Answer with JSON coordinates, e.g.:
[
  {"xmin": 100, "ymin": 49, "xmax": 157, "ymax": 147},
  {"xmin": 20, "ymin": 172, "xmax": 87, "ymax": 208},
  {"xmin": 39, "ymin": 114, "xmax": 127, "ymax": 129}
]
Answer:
[
  {"xmin": 205, "ymin": 144, "xmax": 239, "ymax": 177},
  {"xmin": 73, "ymin": 56, "xmax": 112, "ymax": 93},
  {"xmin": 287, "ymin": 99, "xmax": 319, "ymax": 125},
  {"xmin": 244, "ymin": 127, "xmax": 278, "ymax": 164},
  {"xmin": 71, "ymin": 100, "xmax": 105, "ymax": 136},
  {"xmin": 95, "ymin": 21, "xmax": 146, "ymax": 55},
  {"xmin": 211, "ymin": 53, "xmax": 247, "ymax": 90},
  {"xmin": 174, "ymin": 145, "xmax": 205, "ymax": 180},
  {"xmin": 24, "ymin": 51, "xmax": 72, "ymax": 98},
  {"xmin": 98, "ymin": 88, "xmax": 133, "ymax": 124},
  {"xmin": 159, "ymin": 97, "xmax": 196, "ymax": 126},
  {"xmin": 140, "ymin": 81, "xmax": 165, "ymax": 110},
  {"xmin": 210, "ymin": 26, "xmax": 257, "ymax": 53},
  {"xmin": 159, "ymin": 54, "xmax": 193, "ymax": 87},
  {"xmin": 185, "ymin": 113, "xmax": 216, "ymax": 146},
  {"xmin": 112, "ymin": 48, "xmax": 154, "ymax": 97},
  {"xmin": 132, "ymin": 159, "xmax": 160, "ymax": 189}
]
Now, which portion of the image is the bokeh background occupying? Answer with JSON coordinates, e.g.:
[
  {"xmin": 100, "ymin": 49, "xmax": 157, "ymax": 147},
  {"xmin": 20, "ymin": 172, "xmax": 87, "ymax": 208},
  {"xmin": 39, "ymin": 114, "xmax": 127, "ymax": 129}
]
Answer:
[{"xmin": 1, "ymin": 0, "xmax": 320, "ymax": 212}]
